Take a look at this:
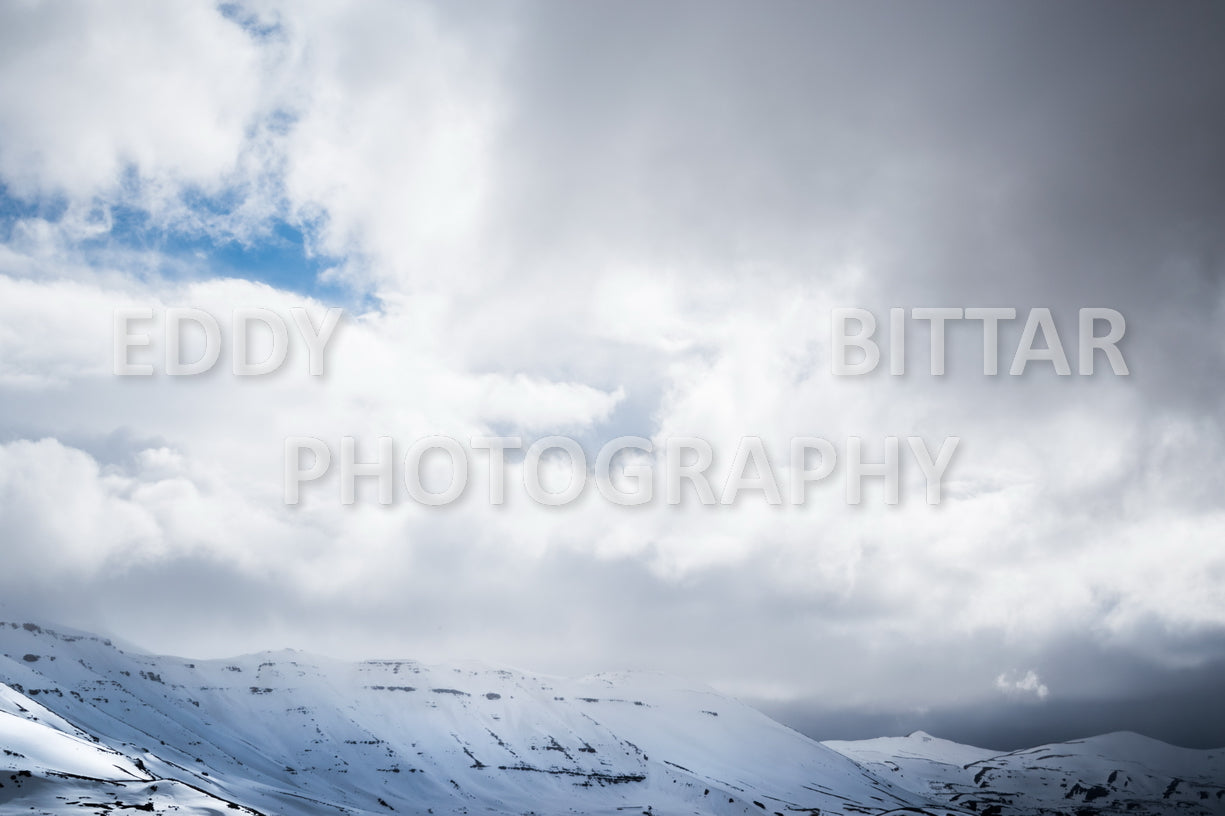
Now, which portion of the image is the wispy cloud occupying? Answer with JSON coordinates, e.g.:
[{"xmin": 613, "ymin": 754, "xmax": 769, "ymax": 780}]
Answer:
[{"xmin": 996, "ymin": 670, "xmax": 1051, "ymax": 702}]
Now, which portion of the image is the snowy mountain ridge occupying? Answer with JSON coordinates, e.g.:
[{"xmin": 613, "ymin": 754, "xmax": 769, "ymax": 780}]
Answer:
[
  {"xmin": 2, "ymin": 621, "xmax": 1222, "ymax": 815},
  {"xmin": 826, "ymin": 730, "xmax": 1225, "ymax": 815}
]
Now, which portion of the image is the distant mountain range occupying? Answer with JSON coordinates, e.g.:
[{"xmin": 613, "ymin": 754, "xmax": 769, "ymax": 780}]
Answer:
[{"xmin": 2, "ymin": 621, "xmax": 1221, "ymax": 815}]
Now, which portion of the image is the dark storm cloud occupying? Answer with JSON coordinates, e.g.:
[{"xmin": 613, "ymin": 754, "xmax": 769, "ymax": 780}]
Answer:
[
  {"xmin": 759, "ymin": 648, "xmax": 1225, "ymax": 751},
  {"xmin": 491, "ymin": 1, "xmax": 1225, "ymax": 395},
  {"xmin": 496, "ymin": 4, "xmax": 1225, "ymax": 261}
]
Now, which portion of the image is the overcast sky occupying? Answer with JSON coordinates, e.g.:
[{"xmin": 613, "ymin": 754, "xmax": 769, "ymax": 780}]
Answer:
[{"xmin": 1, "ymin": 1, "xmax": 1224, "ymax": 750}]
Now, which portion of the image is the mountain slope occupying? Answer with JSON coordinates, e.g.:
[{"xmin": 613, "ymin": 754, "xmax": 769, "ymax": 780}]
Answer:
[
  {"xmin": 0, "ymin": 621, "xmax": 926, "ymax": 816},
  {"xmin": 1, "ymin": 675, "xmax": 261, "ymax": 815}
]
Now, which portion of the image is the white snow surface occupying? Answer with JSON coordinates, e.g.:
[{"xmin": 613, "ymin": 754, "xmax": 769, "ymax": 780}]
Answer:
[
  {"xmin": 1, "ymin": 621, "xmax": 1222, "ymax": 816},
  {"xmin": 827, "ymin": 728, "xmax": 1225, "ymax": 815}
]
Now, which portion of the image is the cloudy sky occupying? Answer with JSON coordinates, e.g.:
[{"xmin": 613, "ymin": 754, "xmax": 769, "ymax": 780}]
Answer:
[{"xmin": 2, "ymin": 1, "xmax": 1225, "ymax": 750}]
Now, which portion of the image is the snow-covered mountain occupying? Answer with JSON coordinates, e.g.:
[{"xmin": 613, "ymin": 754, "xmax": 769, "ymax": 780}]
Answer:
[
  {"xmin": 827, "ymin": 730, "xmax": 1225, "ymax": 815},
  {"xmin": 1, "ymin": 621, "xmax": 1221, "ymax": 816}
]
